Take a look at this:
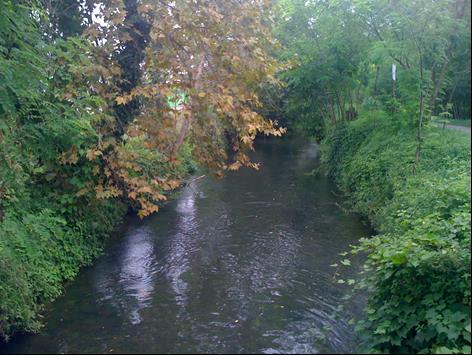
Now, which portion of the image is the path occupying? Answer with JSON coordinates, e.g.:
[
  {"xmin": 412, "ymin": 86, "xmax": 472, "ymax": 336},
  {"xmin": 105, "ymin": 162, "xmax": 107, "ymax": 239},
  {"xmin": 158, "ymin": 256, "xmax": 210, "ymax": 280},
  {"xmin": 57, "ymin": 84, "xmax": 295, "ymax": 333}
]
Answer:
[{"xmin": 435, "ymin": 123, "xmax": 471, "ymax": 135}]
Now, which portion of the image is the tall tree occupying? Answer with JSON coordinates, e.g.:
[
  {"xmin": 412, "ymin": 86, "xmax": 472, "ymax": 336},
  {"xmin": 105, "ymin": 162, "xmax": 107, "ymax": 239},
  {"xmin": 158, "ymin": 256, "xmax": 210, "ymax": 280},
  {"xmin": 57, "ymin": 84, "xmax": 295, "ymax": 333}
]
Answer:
[
  {"xmin": 116, "ymin": 0, "xmax": 285, "ymax": 171},
  {"xmin": 114, "ymin": 0, "xmax": 151, "ymax": 136},
  {"xmin": 76, "ymin": 0, "xmax": 286, "ymax": 217}
]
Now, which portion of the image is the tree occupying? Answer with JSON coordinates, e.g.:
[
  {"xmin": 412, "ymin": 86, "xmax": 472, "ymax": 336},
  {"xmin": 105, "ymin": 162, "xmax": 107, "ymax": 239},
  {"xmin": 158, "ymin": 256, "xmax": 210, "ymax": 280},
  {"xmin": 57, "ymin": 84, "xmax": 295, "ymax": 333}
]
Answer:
[
  {"xmin": 73, "ymin": 0, "xmax": 285, "ymax": 217},
  {"xmin": 113, "ymin": 0, "xmax": 151, "ymax": 136},
  {"xmin": 273, "ymin": 0, "xmax": 370, "ymax": 137},
  {"xmin": 274, "ymin": 0, "xmax": 471, "ymax": 154}
]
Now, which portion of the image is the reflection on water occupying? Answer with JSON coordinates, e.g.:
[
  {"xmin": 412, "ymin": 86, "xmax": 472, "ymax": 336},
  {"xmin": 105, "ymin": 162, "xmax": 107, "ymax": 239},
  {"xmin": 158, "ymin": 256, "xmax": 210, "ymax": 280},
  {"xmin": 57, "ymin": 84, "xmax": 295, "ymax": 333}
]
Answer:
[
  {"xmin": 95, "ymin": 226, "xmax": 157, "ymax": 325},
  {"xmin": 1, "ymin": 137, "xmax": 370, "ymax": 354},
  {"xmin": 166, "ymin": 187, "xmax": 198, "ymax": 307}
]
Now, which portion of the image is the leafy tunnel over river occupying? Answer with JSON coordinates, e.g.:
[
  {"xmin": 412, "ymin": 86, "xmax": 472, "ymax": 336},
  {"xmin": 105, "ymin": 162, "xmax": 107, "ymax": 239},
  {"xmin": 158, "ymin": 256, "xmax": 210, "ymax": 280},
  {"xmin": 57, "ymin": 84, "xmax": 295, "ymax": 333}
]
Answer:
[{"xmin": 1, "ymin": 137, "xmax": 371, "ymax": 354}]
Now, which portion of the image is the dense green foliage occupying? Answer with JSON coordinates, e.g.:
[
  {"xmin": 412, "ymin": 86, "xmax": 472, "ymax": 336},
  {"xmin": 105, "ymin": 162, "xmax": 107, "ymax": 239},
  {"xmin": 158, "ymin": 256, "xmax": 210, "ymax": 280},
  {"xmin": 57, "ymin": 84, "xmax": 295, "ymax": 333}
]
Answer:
[
  {"xmin": 322, "ymin": 114, "xmax": 471, "ymax": 353},
  {"xmin": 274, "ymin": 0, "xmax": 471, "ymax": 139},
  {"xmin": 0, "ymin": 203, "xmax": 125, "ymax": 337},
  {"xmin": 0, "ymin": 1, "xmax": 128, "ymax": 338}
]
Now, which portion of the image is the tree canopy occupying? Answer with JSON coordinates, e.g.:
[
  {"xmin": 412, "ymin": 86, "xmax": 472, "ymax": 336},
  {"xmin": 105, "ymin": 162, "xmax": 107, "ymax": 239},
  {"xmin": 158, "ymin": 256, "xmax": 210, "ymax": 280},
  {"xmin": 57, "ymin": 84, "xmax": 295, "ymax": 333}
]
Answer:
[
  {"xmin": 274, "ymin": 0, "xmax": 471, "ymax": 140},
  {"xmin": 0, "ymin": 0, "xmax": 285, "ymax": 219}
]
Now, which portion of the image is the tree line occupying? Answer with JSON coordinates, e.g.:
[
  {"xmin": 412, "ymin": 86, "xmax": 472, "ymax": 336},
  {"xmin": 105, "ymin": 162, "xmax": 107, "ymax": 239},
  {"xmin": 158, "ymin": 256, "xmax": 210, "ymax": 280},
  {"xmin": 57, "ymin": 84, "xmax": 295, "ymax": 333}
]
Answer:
[{"xmin": 275, "ymin": 0, "xmax": 471, "ymax": 149}]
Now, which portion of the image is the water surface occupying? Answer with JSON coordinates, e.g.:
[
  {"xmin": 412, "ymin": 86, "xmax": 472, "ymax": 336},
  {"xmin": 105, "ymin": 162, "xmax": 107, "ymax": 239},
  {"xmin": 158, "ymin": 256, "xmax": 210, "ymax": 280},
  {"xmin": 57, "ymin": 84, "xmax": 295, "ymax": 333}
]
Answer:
[{"xmin": 2, "ymin": 137, "xmax": 370, "ymax": 354}]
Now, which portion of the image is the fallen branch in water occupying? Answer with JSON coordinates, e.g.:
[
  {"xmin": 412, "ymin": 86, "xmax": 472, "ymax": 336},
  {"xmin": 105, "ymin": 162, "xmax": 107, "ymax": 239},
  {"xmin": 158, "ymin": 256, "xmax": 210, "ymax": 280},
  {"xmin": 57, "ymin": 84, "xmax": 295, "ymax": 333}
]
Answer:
[{"xmin": 185, "ymin": 175, "xmax": 206, "ymax": 185}]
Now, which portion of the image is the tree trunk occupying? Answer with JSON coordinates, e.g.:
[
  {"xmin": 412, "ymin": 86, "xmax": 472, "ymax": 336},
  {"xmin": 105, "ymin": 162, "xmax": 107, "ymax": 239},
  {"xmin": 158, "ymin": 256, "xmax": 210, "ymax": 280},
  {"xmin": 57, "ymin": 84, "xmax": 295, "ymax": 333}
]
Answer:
[
  {"xmin": 355, "ymin": 87, "xmax": 361, "ymax": 115},
  {"xmin": 172, "ymin": 56, "xmax": 205, "ymax": 158},
  {"xmin": 426, "ymin": 57, "xmax": 450, "ymax": 124},
  {"xmin": 415, "ymin": 54, "xmax": 425, "ymax": 167},
  {"xmin": 114, "ymin": 0, "xmax": 151, "ymax": 137},
  {"xmin": 328, "ymin": 96, "xmax": 337, "ymax": 125},
  {"xmin": 415, "ymin": 90, "xmax": 424, "ymax": 165},
  {"xmin": 447, "ymin": 84, "xmax": 457, "ymax": 105},
  {"xmin": 335, "ymin": 90, "xmax": 344, "ymax": 122}
]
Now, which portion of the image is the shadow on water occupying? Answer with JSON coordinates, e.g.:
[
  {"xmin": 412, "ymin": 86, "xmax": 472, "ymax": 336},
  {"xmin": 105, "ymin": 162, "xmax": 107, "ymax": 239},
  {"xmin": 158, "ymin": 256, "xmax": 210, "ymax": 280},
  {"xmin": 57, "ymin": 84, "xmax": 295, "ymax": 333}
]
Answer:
[{"xmin": 1, "ymin": 137, "xmax": 371, "ymax": 354}]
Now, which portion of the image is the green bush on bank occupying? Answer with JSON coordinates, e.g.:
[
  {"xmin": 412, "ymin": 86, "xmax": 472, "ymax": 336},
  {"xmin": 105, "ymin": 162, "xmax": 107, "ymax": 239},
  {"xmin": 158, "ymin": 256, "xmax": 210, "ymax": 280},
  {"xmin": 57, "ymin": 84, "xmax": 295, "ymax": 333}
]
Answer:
[
  {"xmin": 0, "ymin": 3, "xmax": 123, "ymax": 339},
  {"xmin": 0, "ymin": 201, "xmax": 125, "ymax": 339},
  {"xmin": 322, "ymin": 114, "xmax": 471, "ymax": 353}
]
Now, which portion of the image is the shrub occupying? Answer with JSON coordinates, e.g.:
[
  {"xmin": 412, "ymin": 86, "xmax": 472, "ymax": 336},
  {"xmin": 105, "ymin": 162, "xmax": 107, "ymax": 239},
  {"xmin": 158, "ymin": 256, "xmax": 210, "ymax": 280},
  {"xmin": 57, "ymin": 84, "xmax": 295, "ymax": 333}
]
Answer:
[
  {"xmin": 322, "ymin": 114, "xmax": 471, "ymax": 353},
  {"xmin": 0, "ymin": 200, "xmax": 125, "ymax": 340}
]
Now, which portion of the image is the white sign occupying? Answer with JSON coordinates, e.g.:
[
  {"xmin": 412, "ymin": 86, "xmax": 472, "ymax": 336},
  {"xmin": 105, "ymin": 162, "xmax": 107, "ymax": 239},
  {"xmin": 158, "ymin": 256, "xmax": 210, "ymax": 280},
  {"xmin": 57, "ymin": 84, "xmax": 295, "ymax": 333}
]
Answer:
[{"xmin": 392, "ymin": 64, "xmax": 397, "ymax": 81}]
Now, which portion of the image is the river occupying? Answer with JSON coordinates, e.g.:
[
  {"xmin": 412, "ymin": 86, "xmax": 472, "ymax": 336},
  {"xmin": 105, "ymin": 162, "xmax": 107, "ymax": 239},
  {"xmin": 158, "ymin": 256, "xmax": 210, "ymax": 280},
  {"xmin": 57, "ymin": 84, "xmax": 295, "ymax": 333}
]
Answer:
[{"xmin": 1, "ymin": 137, "xmax": 371, "ymax": 354}]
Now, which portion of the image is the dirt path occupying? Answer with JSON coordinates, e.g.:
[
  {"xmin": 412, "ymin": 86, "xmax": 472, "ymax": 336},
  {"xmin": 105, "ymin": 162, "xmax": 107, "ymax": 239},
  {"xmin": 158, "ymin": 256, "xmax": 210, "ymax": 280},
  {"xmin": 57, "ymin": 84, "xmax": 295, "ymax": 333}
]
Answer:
[{"xmin": 435, "ymin": 124, "xmax": 471, "ymax": 135}]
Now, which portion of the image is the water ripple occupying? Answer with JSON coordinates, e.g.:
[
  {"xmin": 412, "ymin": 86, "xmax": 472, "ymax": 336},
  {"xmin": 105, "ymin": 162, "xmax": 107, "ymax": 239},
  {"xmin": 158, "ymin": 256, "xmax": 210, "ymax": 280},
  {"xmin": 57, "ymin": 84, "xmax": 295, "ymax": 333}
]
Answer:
[{"xmin": 1, "ymin": 138, "xmax": 370, "ymax": 354}]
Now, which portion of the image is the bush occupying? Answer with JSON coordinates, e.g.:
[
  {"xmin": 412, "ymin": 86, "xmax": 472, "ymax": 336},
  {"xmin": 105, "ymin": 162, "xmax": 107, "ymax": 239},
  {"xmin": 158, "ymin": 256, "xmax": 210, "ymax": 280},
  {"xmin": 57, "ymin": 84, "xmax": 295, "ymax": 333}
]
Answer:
[
  {"xmin": 0, "ymin": 200, "xmax": 126, "ymax": 340},
  {"xmin": 322, "ymin": 114, "xmax": 471, "ymax": 353}
]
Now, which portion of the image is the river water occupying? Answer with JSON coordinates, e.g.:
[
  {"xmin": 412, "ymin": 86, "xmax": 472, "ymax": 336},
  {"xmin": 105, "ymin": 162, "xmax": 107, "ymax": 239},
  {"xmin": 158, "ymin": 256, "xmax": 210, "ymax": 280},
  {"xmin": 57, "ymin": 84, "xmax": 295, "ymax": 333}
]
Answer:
[{"xmin": 1, "ymin": 137, "xmax": 370, "ymax": 354}]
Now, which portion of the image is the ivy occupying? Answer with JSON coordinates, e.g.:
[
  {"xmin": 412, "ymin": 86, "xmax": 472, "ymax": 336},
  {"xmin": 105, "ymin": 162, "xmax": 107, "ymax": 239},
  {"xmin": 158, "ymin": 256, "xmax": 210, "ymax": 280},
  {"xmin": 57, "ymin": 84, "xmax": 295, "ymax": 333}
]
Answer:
[{"xmin": 322, "ymin": 115, "xmax": 471, "ymax": 353}]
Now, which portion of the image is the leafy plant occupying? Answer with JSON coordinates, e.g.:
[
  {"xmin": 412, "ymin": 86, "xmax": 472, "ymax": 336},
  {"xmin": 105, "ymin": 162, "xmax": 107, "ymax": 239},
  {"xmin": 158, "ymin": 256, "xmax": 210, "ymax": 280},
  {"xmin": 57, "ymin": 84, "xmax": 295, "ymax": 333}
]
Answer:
[{"xmin": 322, "ymin": 114, "xmax": 471, "ymax": 353}]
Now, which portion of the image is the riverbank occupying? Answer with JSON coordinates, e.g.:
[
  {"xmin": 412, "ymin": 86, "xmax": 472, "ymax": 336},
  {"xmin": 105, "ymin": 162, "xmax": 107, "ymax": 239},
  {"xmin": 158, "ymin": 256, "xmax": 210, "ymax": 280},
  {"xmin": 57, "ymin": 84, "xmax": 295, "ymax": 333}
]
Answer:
[
  {"xmin": 0, "ymin": 159, "xmax": 195, "ymax": 342},
  {"xmin": 321, "ymin": 113, "xmax": 471, "ymax": 353},
  {"xmin": 1, "ymin": 137, "xmax": 370, "ymax": 354},
  {"xmin": 1, "ymin": 1, "xmax": 202, "ymax": 342},
  {"xmin": 0, "ymin": 198, "xmax": 126, "ymax": 340}
]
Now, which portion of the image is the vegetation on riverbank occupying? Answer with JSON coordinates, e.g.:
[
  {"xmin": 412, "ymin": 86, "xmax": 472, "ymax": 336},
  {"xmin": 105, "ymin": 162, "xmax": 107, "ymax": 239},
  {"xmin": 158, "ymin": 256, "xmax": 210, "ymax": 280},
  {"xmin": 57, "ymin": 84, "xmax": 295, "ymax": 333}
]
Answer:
[
  {"xmin": 273, "ymin": 0, "xmax": 471, "ymax": 353},
  {"xmin": 0, "ymin": 0, "xmax": 283, "ymax": 340},
  {"xmin": 0, "ymin": 1, "xmax": 188, "ymax": 338},
  {"xmin": 322, "ymin": 114, "xmax": 471, "ymax": 354}
]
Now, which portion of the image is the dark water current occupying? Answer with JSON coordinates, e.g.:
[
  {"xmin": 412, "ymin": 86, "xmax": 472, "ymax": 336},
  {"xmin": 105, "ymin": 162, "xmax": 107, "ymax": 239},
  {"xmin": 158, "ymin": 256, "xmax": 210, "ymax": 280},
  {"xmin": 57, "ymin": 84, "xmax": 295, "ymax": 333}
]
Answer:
[{"xmin": 1, "ymin": 137, "xmax": 370, "ymax": 354}]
